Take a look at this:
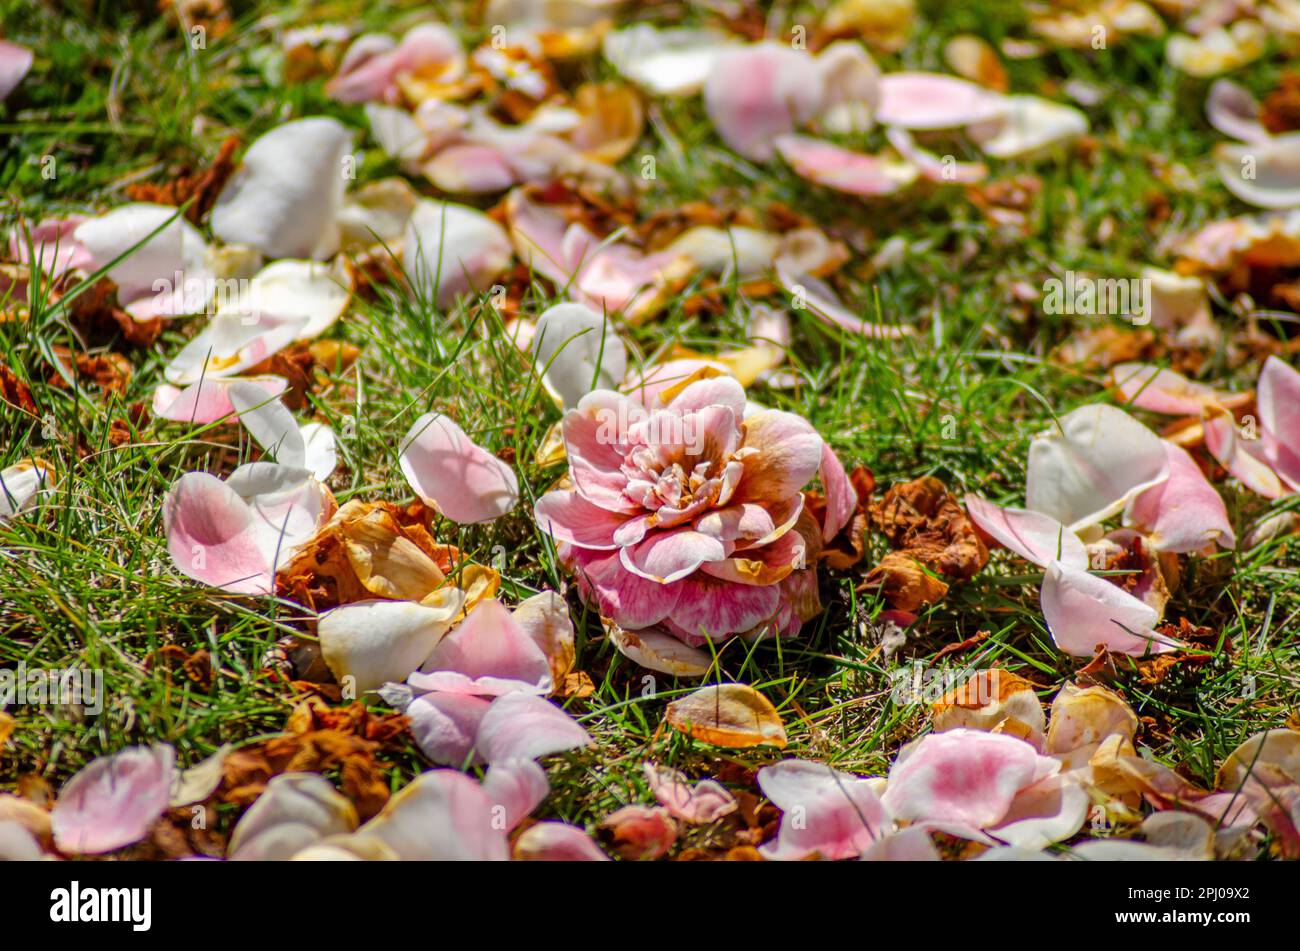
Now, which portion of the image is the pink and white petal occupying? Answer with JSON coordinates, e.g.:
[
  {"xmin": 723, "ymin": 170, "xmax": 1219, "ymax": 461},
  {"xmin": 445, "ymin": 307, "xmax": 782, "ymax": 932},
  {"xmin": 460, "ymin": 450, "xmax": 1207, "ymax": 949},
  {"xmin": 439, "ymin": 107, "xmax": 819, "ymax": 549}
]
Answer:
[
  {"xmin": 1125, "ymin": 442, "xmax": 1235, "ymax": 552},
  {"xmin": 990, "ymin": 774, "xmax": 1090, "ymax": 849},
  {"xmin": 402, "ymin": 200, "xmax": 513, "ymax": 307},
  {"xmin": 415, "ymin": 598, "xmax": 552, "ymax": 694},
  {"xmin": 225, "ymin": 462, "xmax": 332, "ymax": 568},
  {"xmin": 475, "ymin": 692, "xmax": 593, "ymax": 764},
  {"xmin": 758, "ymin": 759, "xmax": 890, "ymax": 861},
  {"xmin": 1215, "ymin": 134, "xmax": 1300, "ymax": 210},
  {"xmin": 481, "ymin": 758, "xmax": 549, "ymax": 831},
  {"xmin": 424, "ymin": 143, "xmax": 521, "ymax": 194},
  {"xmin": 700, "ymin": 528, "xmax": 805, "ymax": 586},
  {"xmin": 531, "ymin": 302, "xmax": 628, "ymax": 409},
  {"xmin": 566, "ymin": 547, "xmax": 684, "ymax": 629},
  {"xmin": 644, "ymin": 763, "xmax": 738, "ymax": 824},
  {"xmin": 964, "ymin": 495, "xmax": 1087, "ymax": 568},
  {"xmin": 514, "ymin": 821, "xmax": 610, "ymax": 860},
  {"xmin": 1206, "ymin": 78, "xmax": 1271, "ymax": 144},
  {"xmin": 664, "ymin": 374, "xmax": 748, "ymax": 420},
  {"xmin": 562, "ymin": 391, "xmax": 642, "ymax": 514},
  {"xmin": 0, "ymin": 40, "xmax": 33, "ymax": 101},
  {"xmin": 664, "ymin": 574, "xmax": 782, "ymax": 641},
  {"xmin": 74, "ymin": 203, "xmax": 214, "ymax": 318},
  {"xmin": 1040, "ymin": 561, "xmax": 1180, "ymax": 658},
  {"xmin": 406, "ymin": 691, "xmax": 492, "ymax": 766},
  {"xmin": 162, "ymin": 473, "xmax": 273, "ymax": 594},
  {"xmin": 8, "ymin": 215, "xmax": 92, "ymax": 279},
  {"xmin": 884, "ymin": 127, "xmax": 987, "ymax": 183},
  {"xmin": 818, "ymin": 441, "xmax": 856, "ymax": 542},
  {"xmin": 152, "ymin": 376, "xmax": 288, "ymax": 425},
  {"xmin": 774, "ymin": 134, "xmax": 918, "ymax": 197},
  {"xmin": 360, "ymin": 768, "xmax": 508, "ymax": 861},
  {"xmin": 777, "ymin": 266, "xmax": 912, "ymax": 339},
  {"xmin": 881, "ymin": 729, "xmax": 1052, "ymax": 829},
  {"xmin": 227, "ymin": 381, "xmax": 307, "ymax": 469},
  {"xmin": 399, "ymin": 412, "xmax": 519, "ymax": 524},
  {"xmin": 620, "ymin": 529, "xmax": 726, "ymax": 584},
  {"xmin": 859, "ymin": 826, "xmax": 942, "ymax": 861},
  {"xmin": 1110, "ymin": 363, "xmax": 1227, "ymax": 416},
  {"xmin": 223, "ymin": 259, "xmax": 351, "ymax": 341},
  {"xmin": 1204, "ymin": 411, "xmax": 1286, "ymax": 499},
  {"xmin": 318, "ymin": 598, "xmax": 462, "ymax": 693},
  {"xmin": 876, "ymin": 72, "xmax": 1008, "ymax": 130},
  {"xmin": 51, "ymin": 745, "xmax": 176, "ymax": 855},
  {"xmin": 703, "ymin": 43, "xmax": 823, "ymax": 162},
  {"xmin": 1025, "ymin": 404, "xmax": 1170, "ymax": 533}
]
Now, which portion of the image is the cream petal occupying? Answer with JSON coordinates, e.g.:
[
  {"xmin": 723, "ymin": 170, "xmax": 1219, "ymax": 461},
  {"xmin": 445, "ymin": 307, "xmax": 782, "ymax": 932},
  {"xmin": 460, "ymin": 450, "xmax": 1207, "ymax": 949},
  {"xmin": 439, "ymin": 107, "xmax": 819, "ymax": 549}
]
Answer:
[
  {"xmin": 318, "ymin": 597, "xmax": 462, "ymax": 692},
  {"xmin": 603, "ymin": 25, "xmax": 735, "ymax": 97},
  {"xmin": 531, "ymin": 302, "xmax": 627, "ymax": 408},
  {"xmin": 1215, "ymin": 134, "xmax": 1300, "ymax": 209},
  {"xmin": 968, "ymin": 95, "xmax": 1088, "ymax": 159},
  {"xmin": 402, "ymin": 200, "xmax": 513, "ymax": 308},
  {"xmin": 228, "ymin": 772, "xmax": 357, "ymax": 861}
]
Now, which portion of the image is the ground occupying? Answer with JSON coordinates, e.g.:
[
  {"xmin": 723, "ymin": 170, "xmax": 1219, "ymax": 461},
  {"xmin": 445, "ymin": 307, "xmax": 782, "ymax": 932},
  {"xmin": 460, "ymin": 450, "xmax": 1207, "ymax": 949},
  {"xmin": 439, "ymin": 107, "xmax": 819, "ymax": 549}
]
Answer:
[{"xmin": 1, "ymin": 0, "xmax": 1297, "ymax": 856}]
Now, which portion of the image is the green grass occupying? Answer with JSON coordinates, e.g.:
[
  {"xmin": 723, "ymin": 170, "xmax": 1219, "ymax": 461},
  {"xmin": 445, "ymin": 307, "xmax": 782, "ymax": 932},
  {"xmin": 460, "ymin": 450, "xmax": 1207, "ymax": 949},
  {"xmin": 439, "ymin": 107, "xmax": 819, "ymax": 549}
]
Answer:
[{"xmin": 1, "ymin": 0, "xmax": 1297, "ymax": 856}]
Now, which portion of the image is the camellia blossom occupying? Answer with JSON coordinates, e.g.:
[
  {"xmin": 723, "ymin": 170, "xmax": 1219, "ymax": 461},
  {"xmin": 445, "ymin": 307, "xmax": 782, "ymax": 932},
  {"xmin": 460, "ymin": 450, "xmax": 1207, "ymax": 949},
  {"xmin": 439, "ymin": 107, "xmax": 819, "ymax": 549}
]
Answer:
[{"xmin": 535, "ymin": 368, "xmax": 851, "ymax": 647}]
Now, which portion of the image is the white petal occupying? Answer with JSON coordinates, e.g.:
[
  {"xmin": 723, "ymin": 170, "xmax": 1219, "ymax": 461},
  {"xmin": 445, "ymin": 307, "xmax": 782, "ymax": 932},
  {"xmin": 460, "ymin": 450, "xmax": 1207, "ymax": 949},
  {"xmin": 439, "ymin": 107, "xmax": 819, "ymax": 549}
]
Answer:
[
  {"xmin": 968, "ymin": 95, "xmax": 1088, "ymax": 159},
  {"xmin": 531, "ymin": 301, "xmax": 628, "ymax": 408},
  {"xmin": 318, "ymin": 597, "xmax": 463, "ymax": 693},
  {"xmin": 603, "ymin": 25, "xmax": 735, "ymax": 97},
  {"xmin": 402, "ymin": 200, "xmax": 513, "ymax": 308},
  {"xmin": 211, "ymin": 117, "xmax": 354, "ymax": 260},
  {"xmin": 1215, "ymin": 134, "xmax": 1300, "ymax": 209}
]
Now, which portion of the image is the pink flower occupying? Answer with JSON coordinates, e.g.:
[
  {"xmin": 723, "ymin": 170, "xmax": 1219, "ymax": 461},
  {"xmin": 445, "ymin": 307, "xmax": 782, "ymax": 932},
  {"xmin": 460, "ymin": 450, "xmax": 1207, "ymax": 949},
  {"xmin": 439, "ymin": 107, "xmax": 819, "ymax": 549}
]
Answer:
[{"xmin": 535, "ymin": 370, "xmax": 848, "ymax": 646}]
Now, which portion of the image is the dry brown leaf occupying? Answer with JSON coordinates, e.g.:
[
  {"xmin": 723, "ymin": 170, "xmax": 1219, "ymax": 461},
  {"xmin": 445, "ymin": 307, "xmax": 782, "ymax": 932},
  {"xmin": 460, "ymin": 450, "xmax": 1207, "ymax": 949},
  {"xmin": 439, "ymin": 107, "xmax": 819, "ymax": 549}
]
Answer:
[
  {"xmin": 125, "ymin": 135, "xmax": 240, "ymax": 225},
  {"xmin": 665, "ymin": 684, "xmax": 788, "ymax": 749},
  {"xmin": 861, "ymin": 552, "xmax": 949, "ymax": 611},
  {"xmin": 871, "ymin": 476, "xmax": 989, "ymax": 580}
]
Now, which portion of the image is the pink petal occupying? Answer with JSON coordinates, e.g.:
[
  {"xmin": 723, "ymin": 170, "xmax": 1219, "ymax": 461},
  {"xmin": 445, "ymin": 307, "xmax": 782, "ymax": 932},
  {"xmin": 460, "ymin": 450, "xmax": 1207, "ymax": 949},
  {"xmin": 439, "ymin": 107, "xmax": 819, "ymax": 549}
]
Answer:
[
  {"xmin": 152, "ymin": 376, "xmax": 289, "ymax": 425},
  {"xmin": 664, "ymin": 573, "xmax": 781, "ymax": 641},
  {"xmin": 475, "ymin": 692, "xmax": 592, "ymax": 764},
  {"xmin": 535, "ymin": 489, "xmax": 627, "ymax": 550},
  {"xmin": 406, "ymin": 691, "xmax": 492, "ymax": 766},
  {"xmin": 965, "ymin": 495, "xmax": 1087, "ymax": 568},
  {"xmin": 774, "ymin": 134, "xmax": 917, "ymax": 197},
  {"xmin": 881, "ymin": 729, "xmax": 1055, "ymax": 829},
  {"xmin": 0, "ymin": 40, "xmax": 33, "ymax": 101},
  {"xmin": 860, "ymin": 826, "xmax": 942, "ymax": 861},
  {"xmin": 327, "ymin": 24, "xmax": 462, "ymax": 103},
  {"xmin": 481, "ymin": 758, "xmax": 549, "ymax": 830},
  {"xmin": 818, "ymin": 441, "xmax": 856, "ymax": 542},
  {"xmin": 399, "ymin": 412, "xmax": 519, "ymax": 524},
  {"xmin": 599, "ymin": 805, "xmax": 677, "ymax": 859},
  {"xmin": 876, "ymin": 72, "xmax": 1009, "ymax": 130},
  {"xmin": 424, "ymin": 143, "xmax": 520, "ymax": 193},
  {"xmin": 643, "ymin": 763, "xmax": 738, "ymax": 824},
  {"xmin": 704, "ymin": 43, "xmax": 822, "ymax": 161},
  {"xmin": 758, "ymin": 759, "xmax": 889, "ymax": 860},
  {"xmin": 777, "ymin": 266, "xmax": 912, "ymax": 339},
  {"xmin": 1125, "ymin": 442, "xmax": 1235, "ymax": 552},
  {"xmin": 8, "ymin": 215, "xmax": 92, "ymax": 279},
  {"xmin": 362, "ymin": 768, "xmax": 508, "ymax": 860},
  {"xmin": 162, "ymin": 473, "xmax": 273, "ymax": 594},
  {"xmin": 1110, "ymin": 363, "xmax": 1228, "ymax": 416},
  {"xmin": 1258, "ymin": 355, "xmax": 1300, "ymax": 490},
  {"xmin": 514, "ymin": 821, "xmax": 610, "ymax": 860},
  {"xmin": 561, "ymin": 391, "xmax": 642, "ymax": 514},
  {"xmin": 52, "ymin": 745, "xmax": 175, "ymax": 854},
  {"xmin": 1204, "ymin": 411, "xmax": 1286, "ymax": 499},
  {"xmin": 733, "ymin": 409, "xmax": 825, "ymax": 505},
  {"xmin": 1040, "ymin": 561, "xmax": 1180, "ymax": 657},
  {"xmin": 564, "ymin": 546, "xmax": 684, "ymax": 629},
  {"xmin": 411, "ymin": 599, "xmax": 552, "ymax": 696},
  {"xmin": 885, "ymin": 127, "xmax": 987, "ymax": 183}
]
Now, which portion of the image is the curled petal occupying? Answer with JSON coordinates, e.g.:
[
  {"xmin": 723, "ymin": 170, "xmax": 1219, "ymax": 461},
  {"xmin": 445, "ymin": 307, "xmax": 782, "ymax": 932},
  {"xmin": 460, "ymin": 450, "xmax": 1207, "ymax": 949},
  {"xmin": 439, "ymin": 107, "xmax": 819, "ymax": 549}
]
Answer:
[
  {"xmin": 228, "ymin": 772, "xmax": 357, "ymax": 861},
  {"xmin": 360, "ymin": 769, "xmax": 509, "ymax": 861},
  {"xmin": 876, "ymin": 72, "xmax": 1008, "ymax": 130},
  {"xmin": 411, "ymin": 598, "xmax": 552, "ymax": 696},
  {"xmin": 1215, "ymin": 133, "xmax": 1300, "ymax": 209},
  {"xmin": 774, "ymin": 134, "xmax": 918, "ymax": 197},
  {"xmin": 665, "ymin": 683, "xmax": 788, "ymax": 749},
  {"xmin": 1110, "ymin": 363, "xmax": 1230, "ymax": 416},
  {"xmin": 1204, "ymin": 410, "xmax": 1285, "ymax": 499},
  {"xmin": 481, "ymin": 758, "xmax": 549, "ymax": 830},
  {"xmin": 967, "ymin": 95, "xmax": 1087, "ymax": 159},
  {"xmin": 151, "ymin": 376, "xmax": 288, "ymax": 425},
  {"xmin": 514, "ymin": 821, "xmax": 610, "ymax": 860},
  {"xmin": 644, "ymin": 763, "xmax": 738, "ymax": 824},
  {"xmin": 1206, "ymin": 78, "xmax": 1271, "ymax": 144},
  {"xmin": 599, "ymin": 805, "xmax": 677, "ymax": 859},
  {"xmin": 603, "ymin": 25, "xmax": 735, "ymax": 97}
]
